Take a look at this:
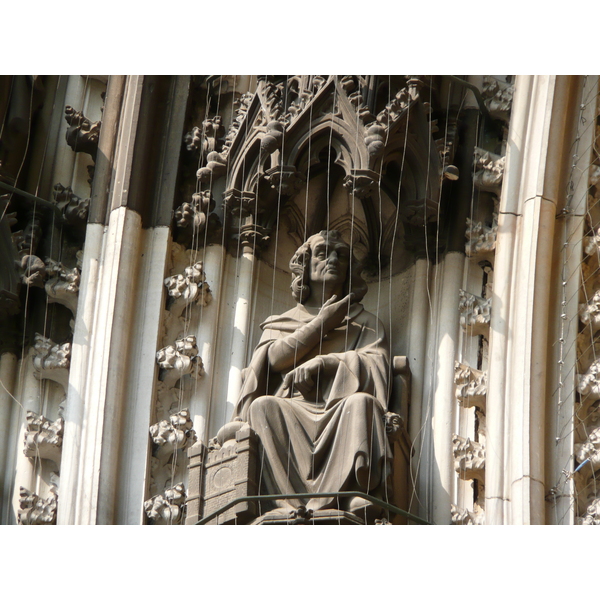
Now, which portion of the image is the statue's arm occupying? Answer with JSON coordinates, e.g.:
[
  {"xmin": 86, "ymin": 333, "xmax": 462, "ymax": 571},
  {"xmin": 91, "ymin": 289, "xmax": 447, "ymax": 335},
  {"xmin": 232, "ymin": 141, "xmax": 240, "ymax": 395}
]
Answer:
[{"xmin": 267, "ymin": 293, "xmax": 355, "ymax": 372}]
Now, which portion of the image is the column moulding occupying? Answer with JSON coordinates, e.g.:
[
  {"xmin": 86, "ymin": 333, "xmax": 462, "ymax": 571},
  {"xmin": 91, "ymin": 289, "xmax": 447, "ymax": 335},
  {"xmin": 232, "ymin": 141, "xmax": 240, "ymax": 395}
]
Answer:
[
  {"xmin": 223, "ymin": 246, "xmax": 257, "ymax": 424},
  {"xmin": 497, "ymin": 76, "xmax": 577, "ymax": 524},
  {"xmin": 115, "ymin": 225, "xmax": 170, "ymax": 524},
  {"xmin": 484, "ymin": 76, "xmax": 533, "ymax": 524},
  {"xmin": 431, "ymin": 251, "xmax": 464, "ymax": 524},
  {"xmin": 194, "ymin": 243, "xmax": 227, "ymax": 443},
  {"xmin": 62, "ymin": 76, "xmax": 145, "ymax": 525},
  {"xmin": 547, "ymin": 76, "xmax": 597, "ymax": 524}
]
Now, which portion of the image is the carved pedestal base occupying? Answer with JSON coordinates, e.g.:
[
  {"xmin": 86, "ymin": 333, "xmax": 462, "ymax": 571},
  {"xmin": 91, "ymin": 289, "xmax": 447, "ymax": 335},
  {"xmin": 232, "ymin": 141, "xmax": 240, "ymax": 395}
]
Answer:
[
  {"xmin": 186, "ymin": 425, "xmax": 259, "ymax": 525},
  {"xmin": 187, "ymin": 414, "xmax": 414, "ymax": 525}
]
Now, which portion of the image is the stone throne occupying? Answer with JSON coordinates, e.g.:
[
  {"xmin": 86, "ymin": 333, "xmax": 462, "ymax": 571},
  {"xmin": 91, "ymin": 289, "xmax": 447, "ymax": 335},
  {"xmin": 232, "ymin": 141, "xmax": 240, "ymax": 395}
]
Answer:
[{"xmin": 186, "ymin": 357, "xmax": 412, "ymax": 525}]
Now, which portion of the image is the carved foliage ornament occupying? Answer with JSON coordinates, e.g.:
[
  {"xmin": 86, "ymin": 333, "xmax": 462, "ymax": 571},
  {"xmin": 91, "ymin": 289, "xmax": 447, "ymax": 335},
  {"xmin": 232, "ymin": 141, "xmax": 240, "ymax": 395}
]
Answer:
[
  {"xmin": 44, "ymin": 258, "xmax": 80, "ymax": 316},
  {"xmin": 220, "ymin": 92, "xmax": 253, "ymax": 160},
  {"xmin": 164, "ymin": 262, "xmax": 212, "ymax": 319},
  {"xmin": 577, "ymin": 358, "xmax": 600, "ymax": 405},
  {"xmin": 64, "ymin": 105, "xmax": 101, "ymax": 160},
  {"xmin": 174, "ymin": 191, "xmax": 215, "ymax": 232},
  {"xmin": 450, "ymin": 503, "xmax": 485, "ymax": 525},
  {"xmin": 32, "ymin": 333, "xmax": 71, "ymax": 391},
  {"xmin": 481, "ymin": 77, "xmax": 514, "ymax": 123},
  {"xmin": 23, "ymin": 411, "xmax": 64, "ymax": 465},
  {"xmin": 473, "ymin": 147, "xmax": 505, "ymax": 194},
  {"xmin": 584, "ymin": 227, "xmax": 600, "ymax": 258},
  {"xmin": 574, "ymin": 426, "xmax": 600, "ymax": 473},
  {"xmin": 465, "ymin": 216, "xmax": 498, "ymax": 259},
  {"xmin": 18, "ymin": 475, "xmax": 59, "ymax": 525},
  {"xmin": 149, "ymin": 409, "xmax": 197, "ymax": 458},
  {"xmin": 580, "ymin": 289, "xmax": 600, "ymax": 334},
  {"xmin": 144, "ymin": 483, "xmax": 186, "ymax": 525},
  {"xmin": 454, "ymin": 362, "xmax": 487, "ymax": 411},
  {"xmin": 156, "ymin": 335, "xmax": 205, "ymax": 389},
  {"xmin": 52, "ymin": 183, "xmax": 90, "ymax": 226},
  {"xmin": 459, "ymin": 290, "xmax": 491, "ymax": 337},
  {"xmin": 579, "ymin": 498, "xmax": 600, "ymax": 525},
  {"xmin": 20, "ymin": 256, "xmax": 81, "ymax": 317},
  {"xmin": 185, "ymin": 116, "xmax": 224, "ymax": 154},
  {"xmin": 452, "ymin": 434, "xmax": 485, "ymax": 483}
]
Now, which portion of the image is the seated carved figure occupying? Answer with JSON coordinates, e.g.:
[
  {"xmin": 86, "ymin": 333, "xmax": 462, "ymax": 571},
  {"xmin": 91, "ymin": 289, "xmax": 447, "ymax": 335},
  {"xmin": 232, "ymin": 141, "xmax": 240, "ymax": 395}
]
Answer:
[{"xmin": 232, "ymin": 230, "xmax": 392, "ymax": 522}]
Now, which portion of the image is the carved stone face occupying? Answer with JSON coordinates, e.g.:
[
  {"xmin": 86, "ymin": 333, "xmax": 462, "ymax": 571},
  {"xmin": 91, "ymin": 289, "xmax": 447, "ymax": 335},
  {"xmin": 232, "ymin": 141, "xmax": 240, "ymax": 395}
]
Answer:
[{"xmin": 308, "ymin": 234, "xmax": 350, "ymax": 286}]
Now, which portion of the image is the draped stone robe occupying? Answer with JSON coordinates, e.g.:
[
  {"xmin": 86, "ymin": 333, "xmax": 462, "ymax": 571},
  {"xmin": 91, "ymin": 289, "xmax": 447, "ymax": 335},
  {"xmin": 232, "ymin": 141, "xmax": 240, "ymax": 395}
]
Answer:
[{"xmin": 233, "ymin": 302, "xmax": 392, "ymax": 511}]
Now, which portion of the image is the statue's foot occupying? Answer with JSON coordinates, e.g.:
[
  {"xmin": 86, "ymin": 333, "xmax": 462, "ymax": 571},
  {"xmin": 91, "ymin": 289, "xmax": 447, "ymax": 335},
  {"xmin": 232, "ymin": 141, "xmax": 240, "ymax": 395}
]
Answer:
[
  {"xmin": 260, "ymin": 505, "xmax": 314, "ymax": 523},
  {"xmin": 347, "ymin": 496, "xmax": 382, "ymax": 523}
]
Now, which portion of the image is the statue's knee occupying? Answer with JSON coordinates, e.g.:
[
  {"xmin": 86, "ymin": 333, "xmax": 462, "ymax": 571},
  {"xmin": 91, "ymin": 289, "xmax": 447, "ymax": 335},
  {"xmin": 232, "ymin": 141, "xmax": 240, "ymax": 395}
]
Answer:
[
  {"xmin": 345, "ymin": 393, "xmax": 377, "ymax": 410},
  {"xmin": 249, "ymin": 395, "xmax": 281, "ymax": 421}
]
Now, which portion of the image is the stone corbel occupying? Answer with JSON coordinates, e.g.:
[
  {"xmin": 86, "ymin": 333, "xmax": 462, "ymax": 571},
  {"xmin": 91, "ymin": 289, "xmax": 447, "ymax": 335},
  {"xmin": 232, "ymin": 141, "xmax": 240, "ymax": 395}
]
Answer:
[
  {"xmin": 237, "ymin": 223, "xmax": 271, "ymax": 255},
  {"xmin": 32, "ymin": 333, "xmax": 71, "ymax": 391},
  {"xmin": 264, "ymin": 165, "xmax": 306, "ymax": 196},
  {"xmin": 149, "ymin": 409, "xmax": 197, "ymax": 459},
  {"xmin": 465, "ymin": 215, "xmax": 498, "ymax": 259},
  {"xmin": 23, "ymin": 411, "xmax": 64, "ymax": 466},
  {"xmin": 481, "ymin": 77, "xmax": 514, "ymax": 123},
  {"xmin": 459, "ymin": 290, "xmax": 491, "ymax": 337},
  {"xmin": 164, "ymin": 261, "xmax": 212, "ymax": 319},
  {"xmin": 450, "ymin": 503, "xmax": 485, "ymax": 525},
  {"xmin": 52, "ymin": 183, "xmax": 90, "ymax": 226},
  {"xmin": 223, "ymin": 189, "xmax": 257, "ymax": 219},
  {"xmin": 18, "ymin": 474, "xmax": 59, "ymax": 525},
  {"xmin": 64, "ymin": 105, "xmax": 101, "ymax": 161},
  {"xmin": 398, "ymin": 197, "xmax": 440, "ymax": 227},
  {"xmin": 454, "ymin": 362, "xmax": 487, "ymax": 412},
  {"xmin": 144, "ymin": 483, "xmax": 186, "ymax": 525},
  {"xmin": 473, "ymin": 147, "xmax": 505, "ymax": 194},
  {"xmin": 342, "ymin": 170, "xmax": 379, "ymax": 200},
  {"xmin": 580, "ymin": 290, "xmax": 600, "ymax": 334},
  {"xmin": 452, "ymin": 434, "xmax": 485, "ymax": 483},
  {"xmin": 156, "ymin": 335, "xmax": 204, "ymax": 390}
]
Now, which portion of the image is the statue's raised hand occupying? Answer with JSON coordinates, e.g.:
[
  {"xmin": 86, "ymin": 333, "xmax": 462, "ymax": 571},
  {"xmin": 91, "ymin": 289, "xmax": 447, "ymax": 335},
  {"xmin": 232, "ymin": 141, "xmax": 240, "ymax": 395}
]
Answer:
[{"xmin": 317, "ymin": 293, "xmax": 355, "ymax": 333}]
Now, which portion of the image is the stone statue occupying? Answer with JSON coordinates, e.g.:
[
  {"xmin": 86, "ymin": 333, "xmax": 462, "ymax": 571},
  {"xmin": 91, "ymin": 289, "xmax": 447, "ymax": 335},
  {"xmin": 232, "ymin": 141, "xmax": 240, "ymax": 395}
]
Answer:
[{"xmin": 232, "ymin": 229, "xmax": 392, "ymax": 522}]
